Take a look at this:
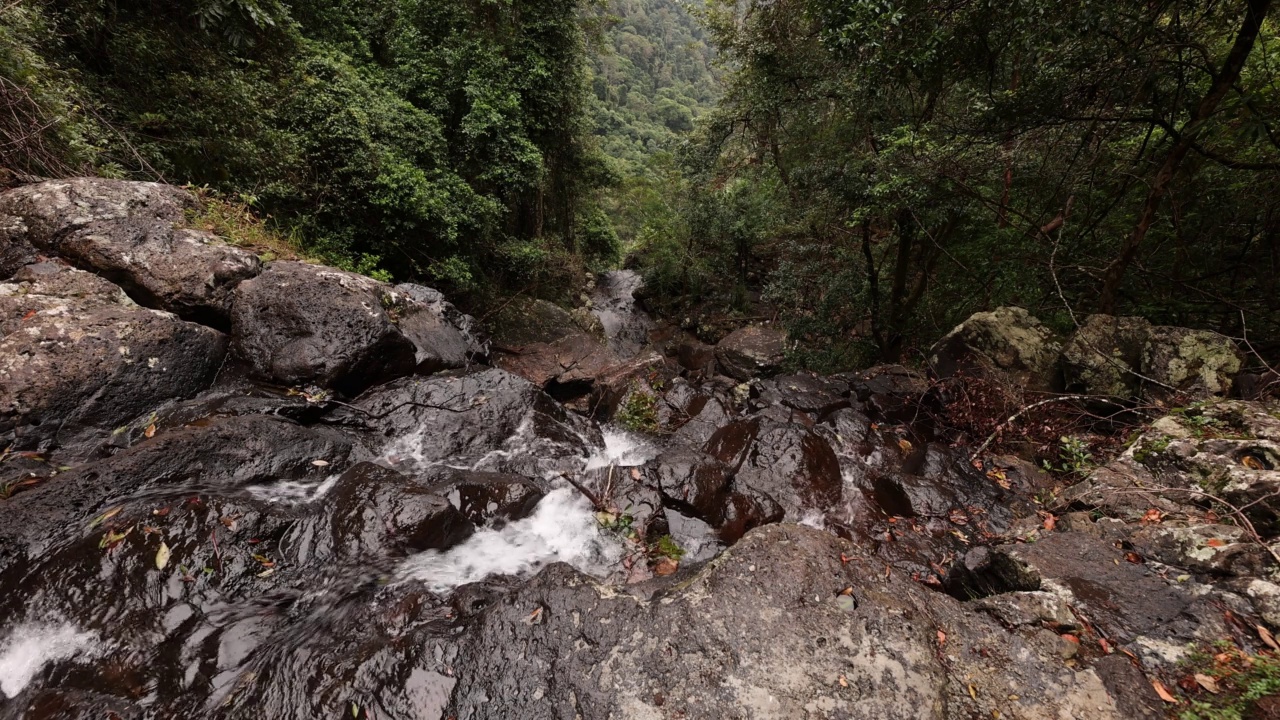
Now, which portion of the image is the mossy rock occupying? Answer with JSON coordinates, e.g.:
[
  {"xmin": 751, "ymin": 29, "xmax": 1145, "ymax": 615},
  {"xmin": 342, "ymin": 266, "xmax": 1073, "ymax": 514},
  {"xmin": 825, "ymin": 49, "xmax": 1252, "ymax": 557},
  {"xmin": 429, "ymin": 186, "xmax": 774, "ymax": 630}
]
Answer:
[{"xmin": 1141, "ymin": 326, "xmax": 1243, "ymax": 398}]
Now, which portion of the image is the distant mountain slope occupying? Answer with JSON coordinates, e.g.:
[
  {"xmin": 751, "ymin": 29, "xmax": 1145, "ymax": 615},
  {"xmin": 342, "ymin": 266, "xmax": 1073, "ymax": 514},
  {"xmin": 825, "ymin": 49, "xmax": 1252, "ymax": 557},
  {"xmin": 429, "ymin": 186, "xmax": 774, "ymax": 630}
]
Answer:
[{"xmin": 588, "ymin": 0, "xmax": 720, "ymax": 168}]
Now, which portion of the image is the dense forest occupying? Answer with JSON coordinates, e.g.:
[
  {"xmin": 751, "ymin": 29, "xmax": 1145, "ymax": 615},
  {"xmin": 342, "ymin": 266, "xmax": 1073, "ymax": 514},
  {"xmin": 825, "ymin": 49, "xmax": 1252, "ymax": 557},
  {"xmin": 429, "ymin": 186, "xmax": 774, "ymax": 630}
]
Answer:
[
  {"xmin": 634, "ymin": 0, "xmax": 1280, "ymax": 369},
  {"xmin": 0, "ymin": 0, "xmax": 617, "ymax": 299},
  {"xmin": 3, "ymin": 0, "xmax": 1280, "ymax": 368}
]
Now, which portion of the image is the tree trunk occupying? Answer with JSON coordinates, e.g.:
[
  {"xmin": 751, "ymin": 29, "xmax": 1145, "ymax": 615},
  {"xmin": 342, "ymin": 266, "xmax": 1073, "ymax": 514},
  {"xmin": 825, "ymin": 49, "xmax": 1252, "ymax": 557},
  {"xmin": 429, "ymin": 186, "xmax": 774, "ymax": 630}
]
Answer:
[{"xmin": 1097, "ymin": 0, "xmax": 1272, "ymax": 312}]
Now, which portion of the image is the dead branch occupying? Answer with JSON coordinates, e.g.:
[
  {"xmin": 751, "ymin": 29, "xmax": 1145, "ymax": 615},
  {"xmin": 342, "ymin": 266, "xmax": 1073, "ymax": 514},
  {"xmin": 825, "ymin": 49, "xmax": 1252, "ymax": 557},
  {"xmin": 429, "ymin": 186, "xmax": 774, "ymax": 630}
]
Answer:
[{"xmin": 968, "ymin": 394, "xmax": 1126, "ymax": 464}]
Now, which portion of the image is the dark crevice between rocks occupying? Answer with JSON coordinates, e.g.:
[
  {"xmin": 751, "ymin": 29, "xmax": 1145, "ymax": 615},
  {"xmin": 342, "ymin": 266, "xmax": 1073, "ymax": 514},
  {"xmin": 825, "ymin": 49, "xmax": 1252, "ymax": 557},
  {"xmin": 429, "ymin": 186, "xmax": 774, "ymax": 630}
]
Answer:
[
  {"xmin": 942, "ymin": 546, "xmax": 1041, "ymax": 601},
  {"xmin": 71, "ymin": 261, "xmax": 235, "ymax": 333},
  {"xmin": 544, "ymin": 378, "xmax": 593, "ymax": 403}
]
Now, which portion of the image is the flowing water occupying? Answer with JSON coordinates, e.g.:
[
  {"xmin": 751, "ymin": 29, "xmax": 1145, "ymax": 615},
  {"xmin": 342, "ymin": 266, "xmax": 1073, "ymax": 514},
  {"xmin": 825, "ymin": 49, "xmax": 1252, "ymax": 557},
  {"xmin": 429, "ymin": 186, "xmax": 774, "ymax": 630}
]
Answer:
[{"xmin": 590, "ymin": 269, "xmax": 654, "ymax": 359}]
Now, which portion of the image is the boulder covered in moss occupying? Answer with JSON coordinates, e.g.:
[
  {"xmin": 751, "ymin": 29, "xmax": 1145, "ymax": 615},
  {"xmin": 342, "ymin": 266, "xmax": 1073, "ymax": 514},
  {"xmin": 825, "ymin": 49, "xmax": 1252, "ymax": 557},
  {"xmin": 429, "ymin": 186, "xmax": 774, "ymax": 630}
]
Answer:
[
  {"xmin": 1141, "ymin": 326, "xmax": 1243, "ymax": 398},
  {"xmin": 1061, "ymin": 314, "xmax": 1153, "ymax": 399},
  {"xmin": 930, "ymin": 306, "xmax": 1062, "ymax": 390}
]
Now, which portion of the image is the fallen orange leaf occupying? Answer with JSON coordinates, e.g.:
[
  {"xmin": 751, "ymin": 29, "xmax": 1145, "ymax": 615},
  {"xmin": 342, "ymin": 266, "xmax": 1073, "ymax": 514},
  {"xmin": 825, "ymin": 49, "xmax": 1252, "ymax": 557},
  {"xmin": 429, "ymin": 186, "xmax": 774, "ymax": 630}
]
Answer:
[
  {"xmin": 1152, "ymin": 679, "xmax": 1178, "ymax": 704},
  {"xmin": 1258, "ymin": 624, "xmax": 1279, "ymax": 652}
]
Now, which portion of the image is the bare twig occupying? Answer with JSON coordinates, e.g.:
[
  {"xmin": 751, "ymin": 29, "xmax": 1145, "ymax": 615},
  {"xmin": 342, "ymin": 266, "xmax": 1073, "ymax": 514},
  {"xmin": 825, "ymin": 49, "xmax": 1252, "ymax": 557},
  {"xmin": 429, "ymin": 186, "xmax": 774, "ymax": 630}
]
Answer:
[
  {"xmin": 559, "ymin": 472, "xmax": 603, "ymax": 511},
  {"xmin": 968, "ymin": 394, "xmax": 1125, "ymax": 464}
]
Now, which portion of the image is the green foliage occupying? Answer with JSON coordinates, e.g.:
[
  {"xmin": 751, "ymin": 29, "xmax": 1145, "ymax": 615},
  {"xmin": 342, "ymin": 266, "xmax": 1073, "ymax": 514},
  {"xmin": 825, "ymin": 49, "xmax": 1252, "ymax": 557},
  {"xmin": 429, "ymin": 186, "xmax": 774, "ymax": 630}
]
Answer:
[
  {"xmin": 587, "ymin": 0, "xmax": 720, "ymax": 170},
  {"xmin": 597, "ymin": 511, "xmax": 636, "ymax": 536},
  {"xmin": 1177, "ymin": 643, "xmax": 1280, "ymax": 720},
  {"xmin": 663, "ymin": 0, "xmax": 1280, "ymax": 366},
  {"xmin": 616, "ymin": 388, "xmax": 660, "ymax": 434},
  {"xmin": 589, "ymin": 0, "xmax": 723, "ymax": 250},
  {"xmin": 2, "ymin": 0, "xmax": 614, "ymax": 298},
  {"xmin": 1041, "ymin": 436, "xmax": 1094, "ymax": 477},
  {"xmin": 1134, "ymin": 436, "xmax": 1174, "ymax": 467},
  {"xmin": 652, "ymin": 535, "xmax": 685, "ymax": 560}
]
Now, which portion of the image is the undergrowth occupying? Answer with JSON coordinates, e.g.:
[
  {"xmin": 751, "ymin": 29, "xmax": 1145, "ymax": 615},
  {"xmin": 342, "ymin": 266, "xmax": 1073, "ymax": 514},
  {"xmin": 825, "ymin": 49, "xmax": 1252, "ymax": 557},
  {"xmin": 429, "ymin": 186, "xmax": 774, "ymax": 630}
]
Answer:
[
  {"xmin": 1176, "ymin": 642, "xmax": 1280, "ymax": 720},
  {"xmin": 616, "ymin": 388, "xmax": 660, "ymax": 434}
]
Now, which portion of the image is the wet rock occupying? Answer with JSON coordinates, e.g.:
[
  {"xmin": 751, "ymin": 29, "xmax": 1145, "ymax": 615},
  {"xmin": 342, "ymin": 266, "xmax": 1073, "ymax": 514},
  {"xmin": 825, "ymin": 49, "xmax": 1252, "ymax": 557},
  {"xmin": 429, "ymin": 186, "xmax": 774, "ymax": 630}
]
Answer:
[
  {"xmin": 394, "ymin": 283, "xmax": 488, "ymax": 360},
  {"xmin": 676, "ymin": 337, "xmax": 716, "ymax": 374},
  {"xmin": 664, "ymin": 382, "xmax": 734, "ymax": 447},
  {"xmin": 751, "ymin": 372, "xmax": 850, "ymax": 415},
  {"xmin": 590, "ymin": 270, "xmax": 654, "ymax": 360},
  {"xmin": 931, "ymin": 306, "xmax": 1062, "ymax": 390},
  {"xmin": 1061, "ymin": 315, "xmax": 1153, "ymax": 399},
  {"xmin": 327, "ymin": 462, "xmax": 474, "ymax": 556},
  {"xmin": 423, "ymin": 469, "xmax": 548, "ymax": 528},
  {"xmin": 843, "ymin": 364, "xmax": 932, "ymax": 424},
  {"xmin": 586, "ymin": 351, "xmax": 663, "ymax": 419},
  {"xmin": 0, "ymin": 262, "xmax": 225, "ymax": 452},
  {"xmin": 337, "ymin": 368, "xmax": 601, "ymax": 477},
  {"xmin": 714, "ymin": 489, "xmax": 784, "ymax": 544},
  {"xmin": 0, "ymin": 178, "xmax": 261, "ymax": 325},
  {"xmin": 1141, "ymin": 326, "xmax": 1243, "ymax": 398},
  {"xmin": 101, "ymin": 382, "xmax": 330, "ymax": 453},
  {"xmin": 715, "ymin": 324, "xmax": 788, "ymax": 381},
  {"xmin": 232, "ymin": 262, "xmax": 465, "ymax": 393},
  {"xmin": 645, "ymin": 447, "xmax": 732, "ymax": 523},
  {"xmin": 0, "ymin": 414, "xmax": 356, "ymax": 571},
  {"xmin": 447, "ymin": 523, "xmax": 1145, "ymax": 720},
  {"xmin": 731, "ymin": 422, "xmax": 843, "ymax": 521},
  {"xmin": 704, "ymin": 417, "xmax": 761, "ymax": 471},
  {"xmin": 392, "ymin": 283, "xmax": 482, "ymax": 372},
  {"xmin": 494, "ymin": 332, "xmax": 619, "ymax": 398},
  {"xmin": 485, "ymin": 297, "xmax": 626, "ymax": 400}
]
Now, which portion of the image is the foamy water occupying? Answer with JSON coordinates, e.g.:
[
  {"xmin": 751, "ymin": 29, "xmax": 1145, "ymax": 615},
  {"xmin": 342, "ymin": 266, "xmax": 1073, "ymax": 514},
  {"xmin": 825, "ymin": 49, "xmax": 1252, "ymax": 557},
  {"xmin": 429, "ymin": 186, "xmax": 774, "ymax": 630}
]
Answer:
[
  {"xmin": 245, "ymin": 473, "xmax": 342, "ymax": 504},
  {"xmin": 396, "ymin": 428, "xmax": 657, "ymax": 593},
  {"xmin": 397, "ymin": 487, "xmax": 621, "ymax": 593},
  {"xmin": 584, "ymin": 428, "xmax": 658, "ymax": 470},
  {"xmin": 0, "ymin": 622, "xmax": 97, "ymax": 698}
]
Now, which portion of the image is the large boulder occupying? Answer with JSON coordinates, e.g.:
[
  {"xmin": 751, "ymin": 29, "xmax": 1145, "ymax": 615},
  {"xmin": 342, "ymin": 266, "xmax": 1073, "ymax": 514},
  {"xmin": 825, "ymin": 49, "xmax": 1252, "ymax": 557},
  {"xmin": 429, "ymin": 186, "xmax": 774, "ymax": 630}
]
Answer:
[
  {"xmin": 326, "ymin": 462, "xmax": 474, "ymax": 557},
  {"xmin": 644, "ymin": 446, "xmax": 732, "ymax": 523},
  {"xmin": 1061, "ymin": 314, "xmax": 1153, "ymax": 399},
  {"xmin": 715, "ymin": 324, "xmax": 788, "ymax": 381},
  {"xmin": 0, "ymin": 262, "xmax": 226, "ymax": 452},
  {"xmin": 0, "ymin": 178, "xmax": 261, "ymax": 325},
  {"xmin": 931, "ymin": 306, "xmax": 1062, "ymax": 390},
  {"xmin": 487, "ymin": 297, "xmax": 624, "ymax": 398},
  {"xmin": 230, "ymin": 262, "xmax": 469, "ymax": 393},
  {"xmin": 336, "ymin": 367, "xmax": 602, "ymax": 478},
  {"xmin": 447, "ymin": 523, "xmax": 1150, "ymax": 720},
  {"xmin": 1141, "ymin": 325, "xmax": 1243, "ymax": 398},
  {"xmin": 394, "ymin": 283, "xmax": 488, "ymax": 365}
]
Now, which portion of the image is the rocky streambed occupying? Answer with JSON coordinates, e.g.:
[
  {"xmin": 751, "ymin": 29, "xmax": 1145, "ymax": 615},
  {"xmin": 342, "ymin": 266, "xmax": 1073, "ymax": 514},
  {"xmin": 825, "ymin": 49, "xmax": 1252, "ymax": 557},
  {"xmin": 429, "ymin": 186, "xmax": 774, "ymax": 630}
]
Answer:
[{"xmin": 1, "ymin": 179, "xmax": 1279, "ymax": 719}]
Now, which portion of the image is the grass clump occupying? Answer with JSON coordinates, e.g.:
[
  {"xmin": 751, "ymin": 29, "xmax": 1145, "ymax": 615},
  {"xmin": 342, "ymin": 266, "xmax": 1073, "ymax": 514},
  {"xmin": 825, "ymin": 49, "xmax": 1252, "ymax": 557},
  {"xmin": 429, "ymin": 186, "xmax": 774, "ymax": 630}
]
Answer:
[
  {"xmin": 1176, "ymin": 642, "xmax": 1280, "ymax": 720},
  {"xmin": 616, "ymin": 389, "xmax": 660, "ymax": 434},
  {"xmin": 184, "ymin": 187, "xmax": 310, "ymax": 264}
]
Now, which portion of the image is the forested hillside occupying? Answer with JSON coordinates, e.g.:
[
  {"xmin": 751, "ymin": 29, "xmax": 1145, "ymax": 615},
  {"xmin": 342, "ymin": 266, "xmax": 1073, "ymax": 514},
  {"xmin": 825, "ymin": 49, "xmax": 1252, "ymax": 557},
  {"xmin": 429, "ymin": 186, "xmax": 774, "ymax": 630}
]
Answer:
[
  {"xmin": 586, "ymin": 0, "xmax": 720, "ymax": 248},
  {"xmin": 588, "ymin": 0, "xmax": 719, "ymax": 168},
  {"xmin": 4, "ymin": 0, "xmax": 1279, "ymax": 370},
  {"xmin": 635, "ymin": 0, "xmax": 1280, "ymax": 369},
  {"xmin": 0, "ymin": 0, "xmax": 616, "ymax": 299}
]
